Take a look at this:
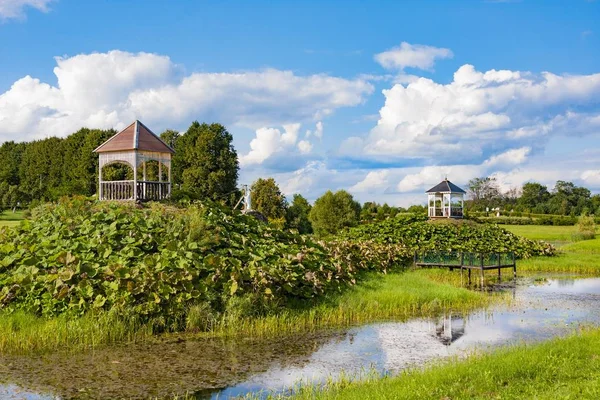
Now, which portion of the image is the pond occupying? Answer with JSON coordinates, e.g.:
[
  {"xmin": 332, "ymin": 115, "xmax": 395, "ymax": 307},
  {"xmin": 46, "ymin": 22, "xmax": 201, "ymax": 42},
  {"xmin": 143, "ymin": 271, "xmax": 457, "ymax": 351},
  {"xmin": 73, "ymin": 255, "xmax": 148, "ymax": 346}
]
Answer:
[{"xmin": 2, "ymin": 275, "xmax": 600, "ymax": 399}]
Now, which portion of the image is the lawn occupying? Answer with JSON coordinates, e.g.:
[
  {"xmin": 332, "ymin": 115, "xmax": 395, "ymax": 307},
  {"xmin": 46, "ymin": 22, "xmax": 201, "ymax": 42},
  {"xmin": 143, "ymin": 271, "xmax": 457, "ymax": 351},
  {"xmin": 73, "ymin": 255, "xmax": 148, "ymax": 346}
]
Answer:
[
  {"xmin": 500, "ymin": 224, "xmax": 600, "ymax": 274},
  {"xmin": 0, "ymin": 210, "xmax": 25, "ymax": 228},
  {"xmin": 283, "ymin": 328, "xmax": 600, "ymax": 400},
  {"xmin": 503, "ymin": 224, "xmax": 577, "ymax": 243}
]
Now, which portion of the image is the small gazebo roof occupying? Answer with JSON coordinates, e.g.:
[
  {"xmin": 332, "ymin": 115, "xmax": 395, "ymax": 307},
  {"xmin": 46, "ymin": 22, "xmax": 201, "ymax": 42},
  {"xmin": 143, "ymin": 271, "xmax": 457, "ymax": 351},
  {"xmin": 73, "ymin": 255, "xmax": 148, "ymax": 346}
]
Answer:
[
  {"xmin": 426, "ymin": 179, "xmax": 466, "ymax": 194},
  {"xmin": 93, "ymin": 120, "xmax": 175, "ymax": 154}
]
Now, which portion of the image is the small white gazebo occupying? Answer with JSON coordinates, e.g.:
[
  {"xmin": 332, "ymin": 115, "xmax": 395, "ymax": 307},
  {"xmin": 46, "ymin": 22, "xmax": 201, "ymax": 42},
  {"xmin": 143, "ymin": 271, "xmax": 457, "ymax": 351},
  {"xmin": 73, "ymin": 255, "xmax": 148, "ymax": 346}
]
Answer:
[
  {"xmin": 426, "ymin": 179, "xmax": 465, "ymax": 218},
  {"xmin": 94, "ymin": 120, "xmax": 175, "ymax": 201}
]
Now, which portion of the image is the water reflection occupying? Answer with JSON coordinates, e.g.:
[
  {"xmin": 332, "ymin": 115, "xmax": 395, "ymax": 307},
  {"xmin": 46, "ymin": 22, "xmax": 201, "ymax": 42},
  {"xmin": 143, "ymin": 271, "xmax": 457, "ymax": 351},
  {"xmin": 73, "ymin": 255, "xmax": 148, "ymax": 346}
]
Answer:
[
  {"xmin": 2, "ymin": 276, "xmax": 600, "ymax": 400},
  {"xmin": 216, "ymin": 276, "xmax": 600, "ymax": 398}
]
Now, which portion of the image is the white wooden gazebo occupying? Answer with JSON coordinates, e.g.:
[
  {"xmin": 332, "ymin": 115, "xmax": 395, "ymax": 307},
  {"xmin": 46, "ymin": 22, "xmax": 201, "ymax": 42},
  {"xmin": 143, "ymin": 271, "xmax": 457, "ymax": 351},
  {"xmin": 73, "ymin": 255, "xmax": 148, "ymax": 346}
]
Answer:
[
  {"xmin": 94, "ymin": 120, "xmax": 174, "ymax": 201},
  {"xmin": 426, "ymin": 179, "xmax": 465, "ymax": 218}
]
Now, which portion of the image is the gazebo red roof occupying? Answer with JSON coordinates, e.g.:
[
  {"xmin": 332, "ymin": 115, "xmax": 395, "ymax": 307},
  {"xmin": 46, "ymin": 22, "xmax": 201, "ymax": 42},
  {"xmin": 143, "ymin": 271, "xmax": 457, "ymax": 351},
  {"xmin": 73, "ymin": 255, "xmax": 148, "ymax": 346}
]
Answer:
[{"xmin": 93, "ymin": 120, "xmax": 175, "ymax": 154}]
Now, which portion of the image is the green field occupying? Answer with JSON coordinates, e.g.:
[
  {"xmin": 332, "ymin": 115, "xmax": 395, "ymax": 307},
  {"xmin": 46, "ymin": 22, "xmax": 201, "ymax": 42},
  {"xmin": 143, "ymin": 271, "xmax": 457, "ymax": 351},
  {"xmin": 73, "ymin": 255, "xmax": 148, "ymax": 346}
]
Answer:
[
  {"xmin": 0, "ymin": 210, "xmax": 25, "ymax": 228},
  {"xmin": 503, "ymin": 224, "xmax": 578, "ymax": 242}
]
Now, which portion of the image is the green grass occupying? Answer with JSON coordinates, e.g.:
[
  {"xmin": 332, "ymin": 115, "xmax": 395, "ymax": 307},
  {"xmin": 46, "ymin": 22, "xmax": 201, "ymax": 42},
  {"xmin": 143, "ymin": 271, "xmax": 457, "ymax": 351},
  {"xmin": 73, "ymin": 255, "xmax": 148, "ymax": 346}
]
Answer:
[
  {"xmin": 0, "ymin": 269, "xmax": 494, "ymax": 355},
  {"xmin": 502, "ymin": 224, "xmax": 578, "ymax": 242},
  {"xmin": 278, "ymin": 328, "xmax": 600, "ymax": 400},
  {"xmin": 0, "ymin": 210, "xmax": 25, "ymax": 228},
  {"xmin": 518, "ymin": 238, "xmax": 600, "ymax": 274},
  {"xmin": 206, "ymin": 269, "xmax": 494, "ymax": 338},
  {"xmin": 0, "ymin": 310, "xmax": 154, "ymax": 354}
]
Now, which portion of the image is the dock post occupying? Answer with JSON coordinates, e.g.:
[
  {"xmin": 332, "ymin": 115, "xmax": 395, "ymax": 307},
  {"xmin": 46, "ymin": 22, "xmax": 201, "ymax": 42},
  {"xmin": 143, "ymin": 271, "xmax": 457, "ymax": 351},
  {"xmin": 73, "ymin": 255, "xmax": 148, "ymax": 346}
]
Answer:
[
  {"xmin": 497, "ymin": 253, "xmax": 501, "ymax": 282},
  {"xmin": 468, "ymin": 268, "xmax": 472, "ymax": 285},
  {"xmin": 512, "ymin": 252, "xmax": 517, "ymax": 280},
  {"xmin": 480, "ymin": 254, "xmax": 484, "ymax": 288}
]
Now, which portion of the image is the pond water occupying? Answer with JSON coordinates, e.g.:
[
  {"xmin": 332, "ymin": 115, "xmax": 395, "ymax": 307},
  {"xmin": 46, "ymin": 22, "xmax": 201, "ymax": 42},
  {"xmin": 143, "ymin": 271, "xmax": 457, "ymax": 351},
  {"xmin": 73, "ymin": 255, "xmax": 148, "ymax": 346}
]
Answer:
[{"xmin": 2, "ymin": 275, "xmax": 600, "ymax": 399}]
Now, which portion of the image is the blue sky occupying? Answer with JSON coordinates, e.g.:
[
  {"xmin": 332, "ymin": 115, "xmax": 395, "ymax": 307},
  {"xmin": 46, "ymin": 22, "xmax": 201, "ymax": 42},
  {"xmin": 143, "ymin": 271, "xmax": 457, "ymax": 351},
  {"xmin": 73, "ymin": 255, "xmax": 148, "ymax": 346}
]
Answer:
[{"xmin": 1, "ymin": 0, "xmax": 599, "ymax": 205}]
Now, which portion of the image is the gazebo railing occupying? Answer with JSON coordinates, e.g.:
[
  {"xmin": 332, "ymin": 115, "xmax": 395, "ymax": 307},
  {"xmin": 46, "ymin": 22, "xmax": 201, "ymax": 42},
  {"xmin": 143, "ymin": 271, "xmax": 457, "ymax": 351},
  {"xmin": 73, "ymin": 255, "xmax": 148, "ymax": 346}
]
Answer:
[
  {"xmin": 451, "ymin": 208, "xmax": 463, "ymax": 217},
  {"xmin": 136, "ymin": 181, "xmax": 170, "ymax": 201},
  {"xmin": 100, "ymin": 180, "xmax": 170, "ymax": 201},
  {"xmin": 101, "ymin": 180, "xmax": 135, "ymax": 200}
]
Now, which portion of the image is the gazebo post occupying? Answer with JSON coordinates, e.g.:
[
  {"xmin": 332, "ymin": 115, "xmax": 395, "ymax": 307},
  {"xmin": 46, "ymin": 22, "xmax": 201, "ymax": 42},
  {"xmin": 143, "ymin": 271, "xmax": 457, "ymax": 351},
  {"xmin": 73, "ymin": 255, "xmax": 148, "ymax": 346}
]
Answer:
[
  {"xmin": 133, "ymin": 151, "xmax": 138, "ymax": 201},
  {"xmin": 98, "ymin": 163, "xmax": 103, "ymax": 201},
  {"xmin": 158, "ymin": 160, "xmax": 163, "ymax": 199},
  {"xmin": 168, "ymin": 157, "xmax": 172, "ymax": 197},
  {"xmin": 142, "ymin": 160, "xmax": 147, "ymax": 199}
]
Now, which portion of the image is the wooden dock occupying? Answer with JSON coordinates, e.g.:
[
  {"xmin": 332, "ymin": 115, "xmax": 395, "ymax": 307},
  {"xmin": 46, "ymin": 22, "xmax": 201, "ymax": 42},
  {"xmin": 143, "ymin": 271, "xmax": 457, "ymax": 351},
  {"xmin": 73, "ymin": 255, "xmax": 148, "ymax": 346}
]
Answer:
[{"xmin": 414, "ymin": 251, "xmax": 516, "ymax": 286}]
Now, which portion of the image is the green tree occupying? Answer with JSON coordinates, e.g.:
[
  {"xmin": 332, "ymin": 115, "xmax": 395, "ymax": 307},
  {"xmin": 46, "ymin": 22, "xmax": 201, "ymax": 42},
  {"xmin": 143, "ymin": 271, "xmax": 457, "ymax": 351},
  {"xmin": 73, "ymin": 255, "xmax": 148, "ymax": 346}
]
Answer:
[
  {"xmin": 309, "ymin": 190, "xmax": 361, "ymax": 237},
  {"xmin": 286, "ymin": 194, "xmax": 313, "ymax": 234},
  {"xmin": 518, "ymin": 182, "xmax": 550, "ymax": 211},
  {"xmin": 466, "ymin": 177, "xmax": 501, "ymax": 211},
  {"xmin": 175, "ymin": 122, "xmax": 239, "ymax": 203},
  {"xmin": 250, "ymin": 178, "xmax": 287, "ymax": 221},
  {"xmin": 160, "ymin": 129, "xmax": 180, "ymax": 149}
]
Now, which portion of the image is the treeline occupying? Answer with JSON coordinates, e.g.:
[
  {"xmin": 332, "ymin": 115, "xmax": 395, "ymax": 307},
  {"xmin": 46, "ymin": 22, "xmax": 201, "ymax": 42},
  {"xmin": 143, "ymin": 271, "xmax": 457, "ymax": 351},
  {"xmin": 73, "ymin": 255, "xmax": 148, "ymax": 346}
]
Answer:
[
  {"xmin": 0, "ymin": 121, "xmax": 421, "ymax": 238},
  {"xmin": 0, "ymin": 122, "xmax": 241, "ymax": 210},
  {"xmin": 466, "ymin": 177, "xmax": 600, "ymax": 216},
  {"xmin": 248, "ymin": 178, "xmax": 428, "ymax": 237}
]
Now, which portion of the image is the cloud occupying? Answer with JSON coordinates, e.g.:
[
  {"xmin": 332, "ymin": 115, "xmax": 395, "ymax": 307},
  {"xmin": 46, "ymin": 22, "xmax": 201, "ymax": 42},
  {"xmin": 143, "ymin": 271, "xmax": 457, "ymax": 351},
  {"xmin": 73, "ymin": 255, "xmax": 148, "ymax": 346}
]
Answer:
[
  {"xmin": 297, "ymin": 140, "xmax": 313, "ymax": 154},
  {"xmin": 341, "ymin": 64, "xmax": 600, "ymax": 166},
  {"xmin": 305, "ymin": 121, "xmax": 323, "ymax": 139},
  {"xmin": 0, "ymin": 0, "xmax": 53, "ymax": 20},
  {"xmin": 581, "ymin": 170, "xmax": 600, "ymax": 187},
  {"xmin": 350, "ymin": 170, "xmax": 390, "ymax": 193},
  {"xmin": 582, "ymin": 30, "xmax": 593, "ymax": 39},
  {"xmin": 374, "ymin": 42, "xmax": 453, "ymax": 71},
  {"xmin": 239, "ymin": 121, "xmax": 325, "ymax": 169},
  {"xmin": 483, "ymin": 147, "xmax": 531, "ymax": 168},
  {"xmin": 0, "ymin": 50, "xmax": 373, "ymax": 143},
  {"xmin": 395, "ymin": 146, "xmax": 531, "ymax": 193}
]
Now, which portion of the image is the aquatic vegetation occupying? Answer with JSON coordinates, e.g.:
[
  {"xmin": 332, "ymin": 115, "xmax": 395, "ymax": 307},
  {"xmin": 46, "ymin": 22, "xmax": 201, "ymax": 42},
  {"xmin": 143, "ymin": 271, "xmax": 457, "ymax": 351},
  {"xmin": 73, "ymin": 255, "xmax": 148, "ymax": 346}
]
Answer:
[
  {"xmin": 0, "ymin": 198, "xmax": 548, "ymax": 354},
  {"xmin": 340, "ymin": 214, "xmax": 556, "ymax": 258},
  {"xmin": 0, "ymin": 197, "xmax": 375, "ymax": 323}
]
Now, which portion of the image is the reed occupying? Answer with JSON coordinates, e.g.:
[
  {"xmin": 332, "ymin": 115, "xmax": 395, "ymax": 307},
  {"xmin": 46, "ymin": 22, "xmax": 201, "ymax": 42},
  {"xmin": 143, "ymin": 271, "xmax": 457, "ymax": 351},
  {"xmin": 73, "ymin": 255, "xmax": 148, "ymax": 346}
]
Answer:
[{"xmin": 0, "ymin": 310, "xmax": 154, "ymax": 354}]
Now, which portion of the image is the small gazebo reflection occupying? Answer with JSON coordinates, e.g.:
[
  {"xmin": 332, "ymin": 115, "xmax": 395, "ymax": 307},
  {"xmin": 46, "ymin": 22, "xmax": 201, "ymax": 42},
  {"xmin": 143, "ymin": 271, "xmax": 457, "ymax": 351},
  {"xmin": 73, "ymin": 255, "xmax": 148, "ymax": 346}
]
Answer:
[
  {"xmin": 94, "ymin": 120, "xmax": 174, "ymax": 201},
  {"xmin": 426, "ymin": 178, "xmax": 465, "ymax": 218},
  {"xmin": 432, "ymin": 314, "xmax": 466, "ymax": 346}
]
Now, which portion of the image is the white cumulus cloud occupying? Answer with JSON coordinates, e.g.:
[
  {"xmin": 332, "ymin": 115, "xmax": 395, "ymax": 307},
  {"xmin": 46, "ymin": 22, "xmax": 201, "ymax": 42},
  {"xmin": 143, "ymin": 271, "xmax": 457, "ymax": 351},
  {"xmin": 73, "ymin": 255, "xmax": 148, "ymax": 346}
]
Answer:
[
  {"xmin": 350, "ymin": 170, "xmax": 390, "ymax": 193},
  {"xmin": 0, "ymin": 50, "xmax": 373, "ymax": 143},
  {"xmin": 240, "ymin": 123, "xmax": 319, "ymax": 168},
  {"xmin": 374, "ymin": 42, "xmax": 453, "ymax": 71},
  {"xmin": 342, "ymin": 64, "xmax": 600, "ymax": 165}
]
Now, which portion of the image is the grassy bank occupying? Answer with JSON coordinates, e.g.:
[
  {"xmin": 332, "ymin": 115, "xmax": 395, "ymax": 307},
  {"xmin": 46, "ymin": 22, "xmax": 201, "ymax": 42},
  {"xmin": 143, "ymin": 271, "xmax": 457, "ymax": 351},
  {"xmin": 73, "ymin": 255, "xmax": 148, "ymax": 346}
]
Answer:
[
  {"xmin": 501, "ymin": 225, "xmax": 600, "ymax": 274},
  {"xmin": 0, "ymin": 210, "xmax": 24, "ymax": 228},
  {"xmin": 279, "ymin": 328, "xmax": 600, "ymax": 400},
  {"xmin": 0, "ymin": 269, "xmax": 494, "ymax": 354}
]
